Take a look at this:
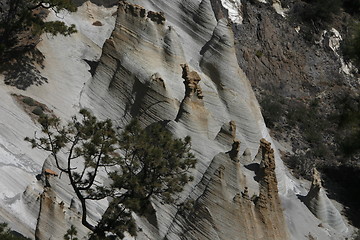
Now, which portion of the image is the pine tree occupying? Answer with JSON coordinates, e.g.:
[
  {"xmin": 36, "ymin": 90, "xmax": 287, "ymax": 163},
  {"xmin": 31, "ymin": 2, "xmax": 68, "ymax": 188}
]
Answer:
[
  {"xmin": 64, "ymin": 225, "xmax": 79, "ymax": 240},
  {"xmin": 26, "ymin": 111, "xmax": 197, "ymax": 239},
  {"xmin": 94, "ymin": 120, "xmax": 196, "ymax": 238},
  {"xmin": 25, "ymin": 109, "xmax": 119, "ymax": 232},
  {"xmin": 0, "ymin": 0, "xmax": 76, "ymax": 57}
]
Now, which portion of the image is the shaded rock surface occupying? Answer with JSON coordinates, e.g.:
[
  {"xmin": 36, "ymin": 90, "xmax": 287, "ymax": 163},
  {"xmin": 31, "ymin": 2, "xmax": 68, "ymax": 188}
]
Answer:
[
  {"xmin": 166, "ymin": 138, "xmax": 288, "ymax": 240},
  {"xmin": 0, "ymin": 1, "xmax": 355, "ymax": 240},
  {"xmin": 80, "ymin": 2, "xmax": 351, "ymax": 239},
  {"xmin": 301, "ymin": 169, "xmax": 347, "ymax": 232},
  {"xmin": 0, "ymin": 2, "xmax": 117, "ymax": 238}
]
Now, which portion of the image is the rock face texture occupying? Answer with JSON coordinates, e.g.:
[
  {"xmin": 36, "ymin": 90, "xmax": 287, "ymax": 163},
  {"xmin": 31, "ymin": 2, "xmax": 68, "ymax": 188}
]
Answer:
[
  {"xmin": 301, "ymin": 169, "xmax": 347, "ymax": 232},
  {"xmin": 79, "ymin": 0, "xmax": 292, "ymax": 239},
  {"xmin": 80, "ymin": 1, "xmax": 348, "ymax": 239},
  {"xmin": 34, "ymin": 156, "xmax": 91, "ymax": 240},
  {"xmin": 165, "ymin": 138, "xmax": 288, "ymax": 240},
  {"xmin": 0, "ymin": 1, "xmax": 354, "ymax": 240},
  {"xmin": 0, "ymin": 2, "xmax": 116, "ymax": 238},
  {"xmin": 256, "ymin": 139, "xmax": 288, "ymax": 240}
]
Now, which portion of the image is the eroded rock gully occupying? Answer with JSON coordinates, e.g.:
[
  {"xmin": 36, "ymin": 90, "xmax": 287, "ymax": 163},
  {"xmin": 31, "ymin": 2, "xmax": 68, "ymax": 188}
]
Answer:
[
  {"xmin": 168, "ymin": 136, "xmax": 288, "ymax": 240},
  {"xmin": 78, "ymin": 0, "xmax": 352, "ymax": 239},
  {"xmin": 11, "ymin": 0, "xmax": 353, "ymax": 239}
]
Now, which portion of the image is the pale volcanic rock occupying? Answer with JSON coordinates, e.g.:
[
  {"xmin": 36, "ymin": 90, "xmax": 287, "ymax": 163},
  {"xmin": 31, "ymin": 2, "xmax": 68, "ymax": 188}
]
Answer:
[
  {"xmin": 0, "ymin": 1, "xmax": 354, "ymax": 240},
  {"xmin": 79, "ymin": 1, "xmax": 349, "ymax": 239},
  {"xmin": 35, "ymin": 155, "xmax": 103, "ymax": 240},
  {"xmin": 164, "ymin": 139, "xmax": 287, "ymax": 240},
  {"xmin": 255, "ymin": 138, "xmax": 288, "ymax": 240},
  {"xmin": 301, "ymin": 169, "xmax": 347, "ymax": 233}
]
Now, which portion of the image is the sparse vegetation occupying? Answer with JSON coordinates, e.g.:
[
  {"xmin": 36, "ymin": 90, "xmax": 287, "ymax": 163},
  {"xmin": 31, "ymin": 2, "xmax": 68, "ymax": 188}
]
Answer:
[
  {"xmin": 22, "ymin": 97, "xmax": 36, "ymax": 106},
  {"xmin": 0, "ymin": 223, "xmax": 30, "ymax": 240},
  {"xmin": 255, "ymin": 50, "xmax": 263, "ymax": 58},
  {"xmin": 64, "ymin": 225, "xmax": 78, "ymax": 240},
  {"xmin": 342, "ymin": 22, "xmax": 360, "ymax": 68},
  {"xmin": 284, "ymin": 153, "xmax": 315, "ymax": 179},
  {"xmin": 31, "ymin": 106, "xmax": 43, "ymax": 116},
  {"xmin": 260, "ymin": 94, "xmax": 285, "ymax": 129},
  {"xmin": 342, "ymin": 0, "xmax": 360, "ymax": 14},
  {"xmin": 13, "ymin": 94, "xmax": 51, "ymax": 120},
  {"xmin": 353, "ymin": 230, "xmax": 360, "ymax": 240},
  {"xmin": 260, "ymin": 93, "xmax": 334, "ymax": 179},
  {"xmin": 333, "ymin": 94, "xmax": 360, "ymax": 156},
  {"xmin": 26, "ymin": 109, "xmax": 197, "ymax": 239}
]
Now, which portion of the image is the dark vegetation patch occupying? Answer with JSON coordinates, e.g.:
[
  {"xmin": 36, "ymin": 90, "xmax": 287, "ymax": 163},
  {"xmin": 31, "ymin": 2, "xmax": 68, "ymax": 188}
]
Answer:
[
  {"xmin": 260, "ymin": 93, "xmax": 333, "ymax": 179},
  {"xmin": 248, "ymin": 1, "xmax": 360, "ymax": 211},
  {"xmin": 0, "ymin": 46, "xmax": 47, "ymax": 90},
  {"xmin": 12, "ymin": 94, "xmax": 53, "ymax": 121},
  {"xmin": 0, "ymin": 0, "xmax": 77, "ymax": 90},
  {"xmin": 0, "ymin": 223, "xmax": 30, "ymax": 240},
  {"xmin": 301, "ymin": 0, "xmax": 342, "ymax": 24}
]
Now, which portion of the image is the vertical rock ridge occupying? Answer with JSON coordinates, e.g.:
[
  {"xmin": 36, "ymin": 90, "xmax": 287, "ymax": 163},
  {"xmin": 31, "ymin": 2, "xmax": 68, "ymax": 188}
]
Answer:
[
  {"xmin": 175, "ymin": 64, "xmax": 211, "ymax": 134},
  {"xmin": 255, "ymin": 138, "xmax": 288, "ymax": 240},
  {"xmin": 35, "ymin": 156, "xmax": 97, "ymax": 240},
  {"xmin": 165, "ymin": 138, "xmax": 287, "ymax": 240},
  {"xmin": 78, "ymin": 1, "xmax": 295, "ymax": 239},
  {"xmin": 180, "ymin": 63, "xmax": 204, "ymax": 100},
  {"xmin": 83, "ymin": 1, "xmax": 185, "ymax": 125}
]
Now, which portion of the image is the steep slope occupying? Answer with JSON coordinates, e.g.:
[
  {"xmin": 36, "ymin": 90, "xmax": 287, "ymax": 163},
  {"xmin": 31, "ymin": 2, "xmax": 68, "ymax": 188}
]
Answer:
[
  {"xmin": 0, "ymin": 2, "xmax": 117, "ymax": 239},
  {"xmin": 0, "ymin": 0, "xmax": 355, "ymax": 240},
  {"xmin": 80, "ymin": 1, "xmax": 351, "ymax": 239}
]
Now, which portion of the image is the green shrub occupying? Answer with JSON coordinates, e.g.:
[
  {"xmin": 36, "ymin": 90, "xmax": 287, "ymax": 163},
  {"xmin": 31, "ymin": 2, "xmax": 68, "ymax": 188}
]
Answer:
[
  {"xmin": 32, "ymin": 106, "xmax": 43, "ymax": 116},
  {"xmin": 22, "ymin": 97, "xmax": 36, "ymax": 106},
  {"xmin": 255, "ymin": 50, "xmax": 263, "ymax": 58}
]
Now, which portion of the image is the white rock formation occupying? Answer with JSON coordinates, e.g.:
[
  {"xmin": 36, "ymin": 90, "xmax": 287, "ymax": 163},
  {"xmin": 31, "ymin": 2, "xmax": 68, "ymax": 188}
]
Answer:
[
  {"xmin": 0, "ymin": 2, "xmax": 117, "ymax": 238},
  {"xmin": 302, "ymin": 169, "xmax": 347, "ymax": 233},
  {"xmin": 0, "ymin": 0, "xmax": 353, "ymax": 240},
  {"xmin": 220, "ymin": 0, "xmax": 243, "ymax": 24}
]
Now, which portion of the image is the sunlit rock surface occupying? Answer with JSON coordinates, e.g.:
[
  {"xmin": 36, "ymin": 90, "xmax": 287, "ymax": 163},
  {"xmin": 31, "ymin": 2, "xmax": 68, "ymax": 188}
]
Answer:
[
  {"xmin": 0, "ymin": 1, "xmax": 353, "ymax": 240},
  {"xmin": 80, "ymin": 1, "xmax": 350, "ymax": 239}
]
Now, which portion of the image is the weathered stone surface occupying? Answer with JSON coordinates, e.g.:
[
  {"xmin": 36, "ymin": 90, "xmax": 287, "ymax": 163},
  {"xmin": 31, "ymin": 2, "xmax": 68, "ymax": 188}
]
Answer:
[
  {"xmin": 35, "ymin": 156, "xmax": 95, "ymax": 240},
  {"xmin": 301, "ymin": 169, "xmax": 347, "ymax": 232},
  {"xmin": 79, "ymin": 1, "xmax": 352, "ymax": 239},
  {"xmin": 255, "ymin": 138, "xmax": 288, "ymax": 240},
  {"xmin": 180, "ymin": 64, "xmax": 203, "ymax": 100},
  {"xmin": 0, "ymin": 1, "xmax": 354, "ymax": 240},
  {"xmin": 166, "ymin": 139, "xmax": 287, "ymax": 240}
]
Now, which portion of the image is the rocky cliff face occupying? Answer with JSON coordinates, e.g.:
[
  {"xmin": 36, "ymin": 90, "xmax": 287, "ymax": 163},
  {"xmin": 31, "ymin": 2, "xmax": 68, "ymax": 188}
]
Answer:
[
  {"xmin": 165, "ymin": 137, "xmax": 288, "ymax": 240},
  {"xmin": 0, "ymin": 0, "xmax": 356, "ymax": 240},
  {"xmin": 301, "ymin": 168, "xmax": 347, "ymax": 232},
  {"xmin": 80, "ymin": 1, "xmax": 351, "ymax": 239}
]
